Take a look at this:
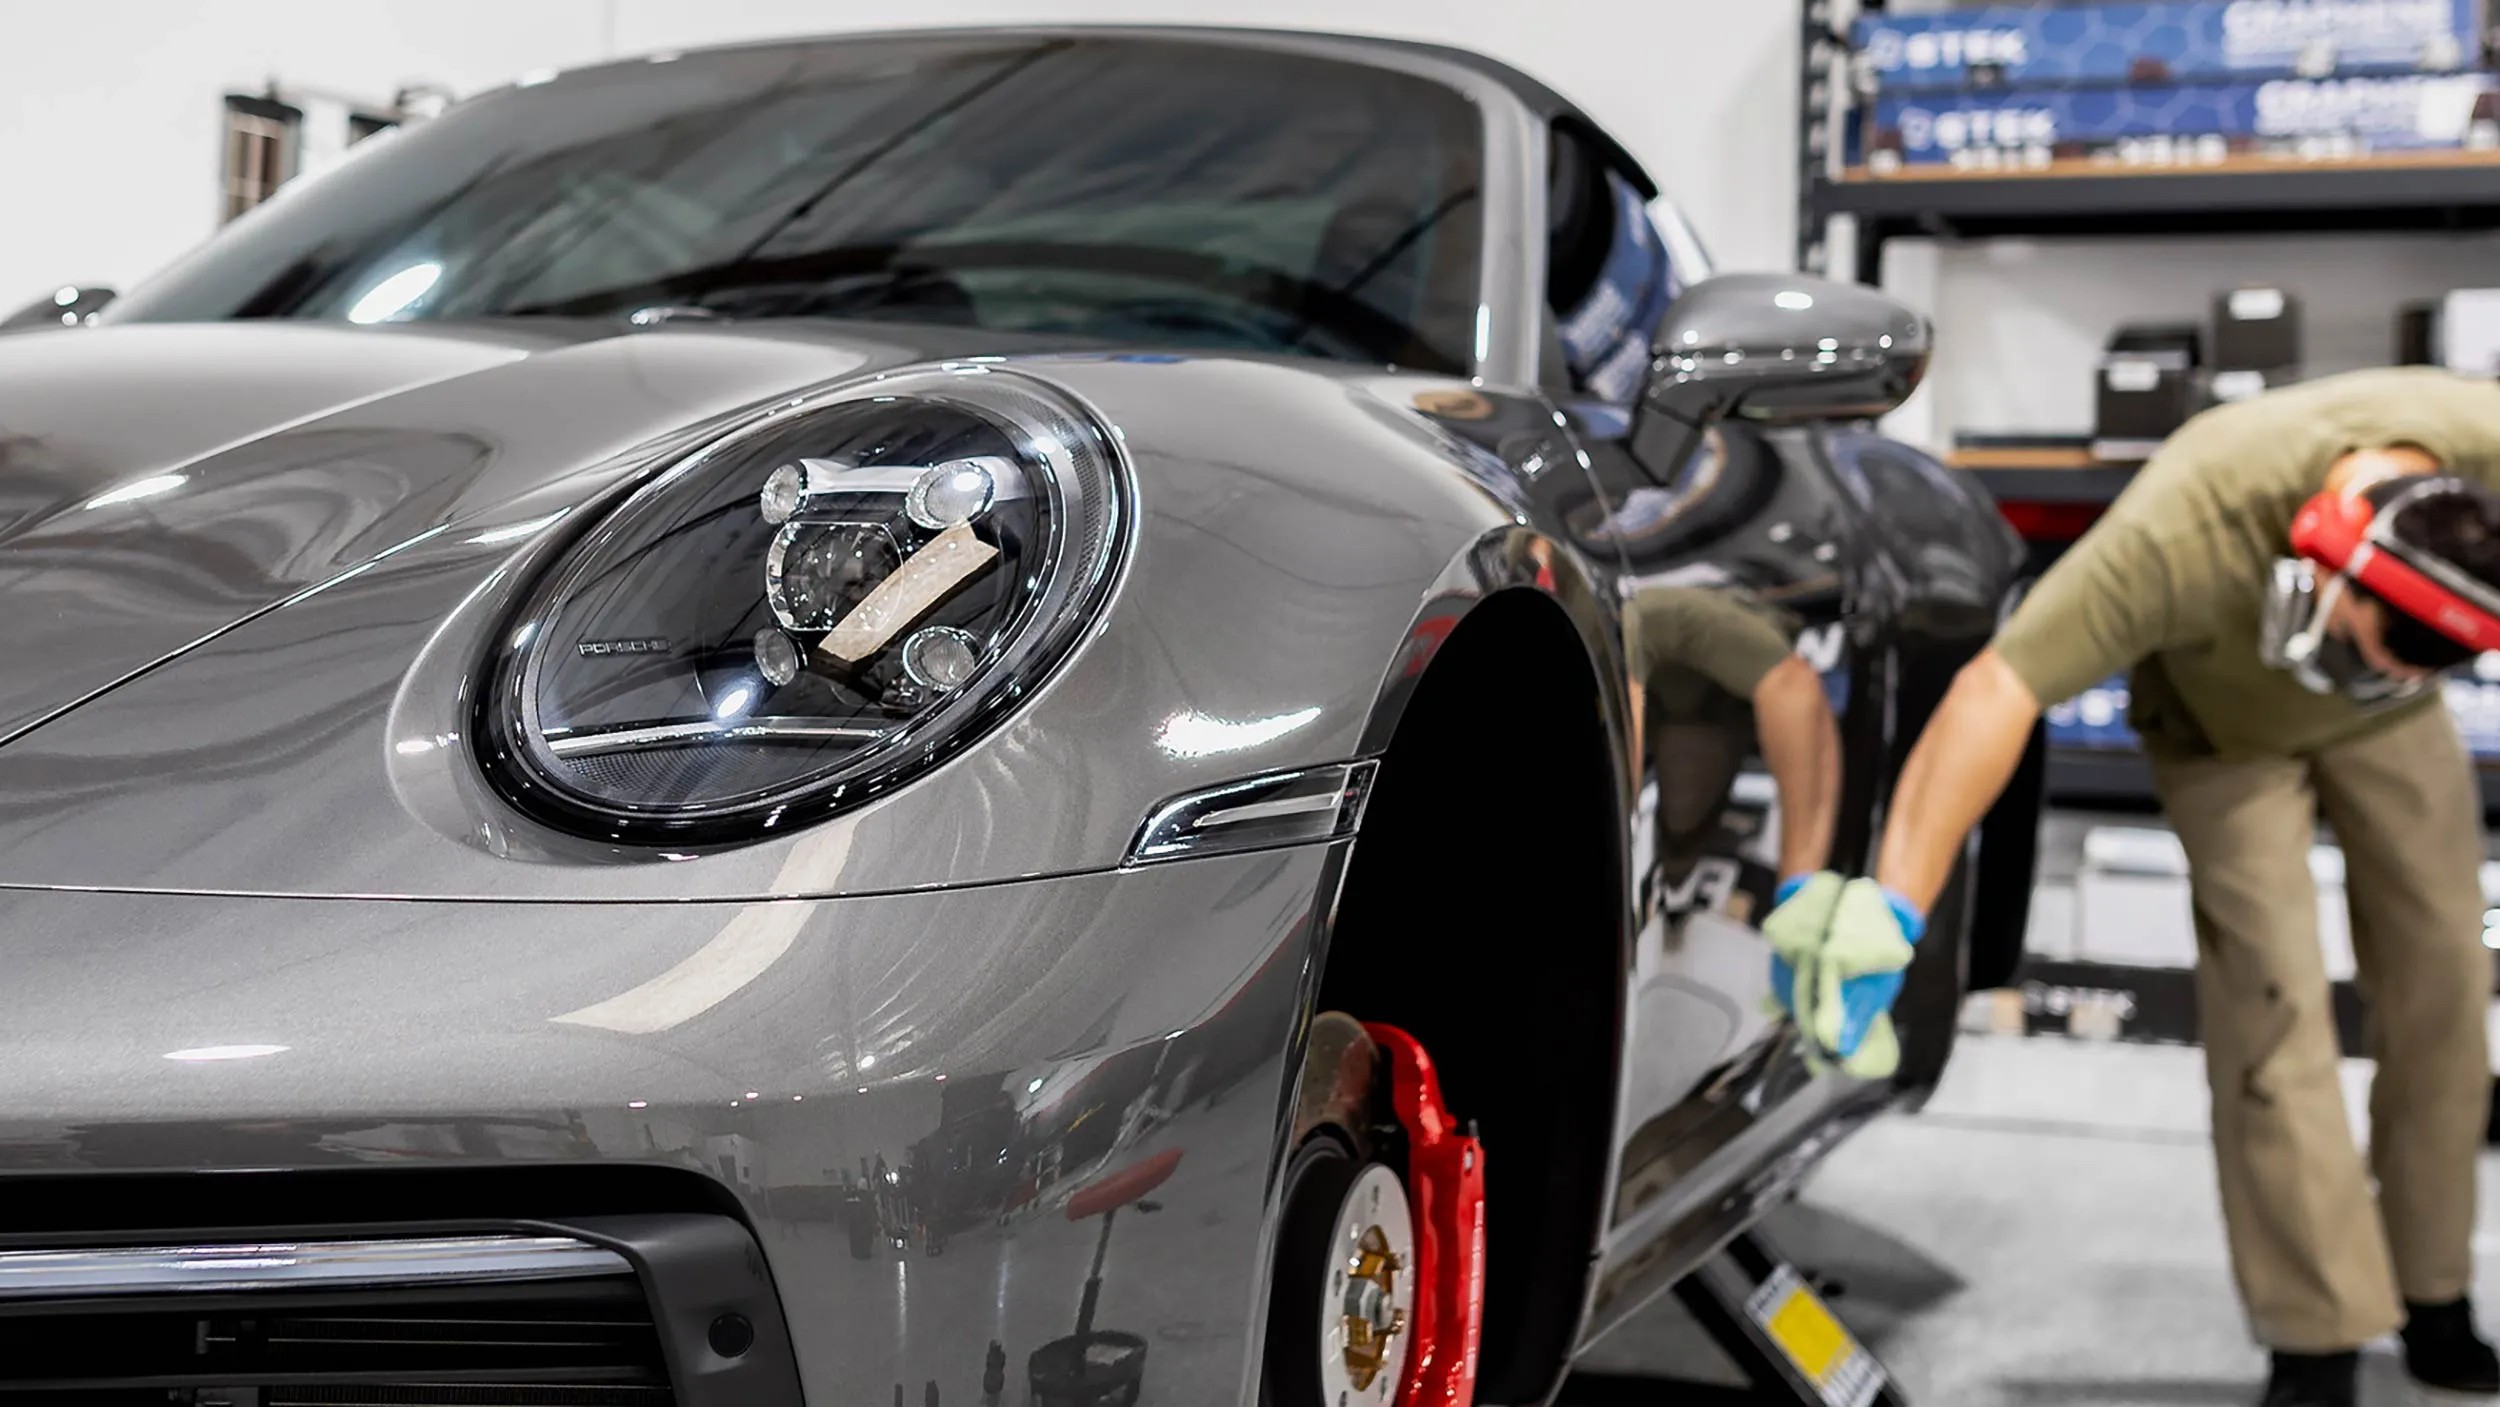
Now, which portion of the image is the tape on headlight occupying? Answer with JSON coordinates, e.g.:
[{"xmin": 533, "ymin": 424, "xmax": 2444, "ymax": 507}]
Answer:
[{"xmin": 474, "ymin": 367, "xmax": 1129, "ymax": 844}]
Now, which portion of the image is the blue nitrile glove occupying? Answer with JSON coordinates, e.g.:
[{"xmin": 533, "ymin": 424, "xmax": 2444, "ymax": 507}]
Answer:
[
  {"xmin": 1809, "ymin": 879, "xmax": 1924, "ymax": 1069},
  {"xmin": 1760, "ymin": 872, "xmax": 1844, "ymax": 1022}
]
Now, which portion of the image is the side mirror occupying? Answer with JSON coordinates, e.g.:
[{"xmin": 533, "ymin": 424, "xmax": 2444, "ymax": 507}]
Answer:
[
  {"xmin": 2, "ymin": 284, "xmax": 117, "ymax": 331},
  {"xmin": 1646, "ymin": 273, "xmax": 1930, "ymax": 427}
]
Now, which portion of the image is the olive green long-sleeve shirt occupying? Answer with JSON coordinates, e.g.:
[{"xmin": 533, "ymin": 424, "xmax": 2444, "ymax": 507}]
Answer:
[{"xmin": 1993, "ymin": 367, "xmax": 2500, "ymax": 759}]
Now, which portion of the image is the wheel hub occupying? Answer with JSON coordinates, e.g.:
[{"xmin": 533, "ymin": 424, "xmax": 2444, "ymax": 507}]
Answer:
[{"xmin": 1320, "ymin": 1164, "xmax": 1415, "ymax": 1405}]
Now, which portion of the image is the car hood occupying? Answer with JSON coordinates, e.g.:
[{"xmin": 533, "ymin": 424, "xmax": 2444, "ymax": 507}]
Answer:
[
  {"xmin": 0, "ymin": 323, "xmax": 1519, "ymax": 900},
  {"xmin": 0, "ymin": 321, "xmax": 917, "ymax": 745}
]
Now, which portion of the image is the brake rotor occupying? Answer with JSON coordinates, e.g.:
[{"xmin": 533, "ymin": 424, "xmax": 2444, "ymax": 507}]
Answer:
[{"xmin": 1318, "ymin": 1164, "xmax": 1417, "ymax": 1406}]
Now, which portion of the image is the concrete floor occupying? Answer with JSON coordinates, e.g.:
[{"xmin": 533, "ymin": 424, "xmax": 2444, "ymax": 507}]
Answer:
[{"xmin": 1579, "ymin": 1033, "xmax": 2500, "ymax": 1406}]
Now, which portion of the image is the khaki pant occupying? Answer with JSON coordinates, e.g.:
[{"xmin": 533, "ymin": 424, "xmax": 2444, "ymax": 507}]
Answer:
[{"xmin": 2149, "ymin": 702, "xmax": 2494, "ymax": 1351}]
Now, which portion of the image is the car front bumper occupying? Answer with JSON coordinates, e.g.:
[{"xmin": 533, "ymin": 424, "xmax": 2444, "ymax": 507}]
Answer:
[{"xmin": 0, "ymin": 842, "xmax": 1341, "ymax": 1402}]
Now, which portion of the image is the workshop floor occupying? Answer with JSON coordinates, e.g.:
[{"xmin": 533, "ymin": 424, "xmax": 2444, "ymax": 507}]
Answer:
[{"xmin": 1581, "ymin": 1034, "xmax": 2500, "ymax": 1406}]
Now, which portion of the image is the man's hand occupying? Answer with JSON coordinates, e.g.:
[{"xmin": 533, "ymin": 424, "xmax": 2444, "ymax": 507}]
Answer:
[
  {"xmin": 1809, "ymin": 879, "xmax": 1925, "ymax": 1067},
  {"xmin": 1761, "ymin": 873, "xmax": 1923, "ymax": 1079},
  {"xmin": 1762, "ymin": 871, "xmax": 1844, "ymax": 1020}
]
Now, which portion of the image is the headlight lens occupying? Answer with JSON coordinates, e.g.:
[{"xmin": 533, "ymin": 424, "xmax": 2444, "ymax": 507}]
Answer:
[{"xmin": 474, "ymin": 369, "xmax": 1127, "ymax": 844}]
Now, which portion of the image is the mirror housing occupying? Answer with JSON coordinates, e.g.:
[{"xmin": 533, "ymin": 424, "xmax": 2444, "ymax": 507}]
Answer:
[
  {"xmin": 1644, "ymin": 273, "xmax": 1929, "ymax": 429},
  {"xmin": 2, "ymin": 284, "xmax": 117, "ymax": 332}
]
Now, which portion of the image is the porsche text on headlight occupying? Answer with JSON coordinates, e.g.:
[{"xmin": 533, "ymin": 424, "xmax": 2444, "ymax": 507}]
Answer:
[{"xmin": 474, "ymin": 369, "xmax": 1129, "ymax": 844}]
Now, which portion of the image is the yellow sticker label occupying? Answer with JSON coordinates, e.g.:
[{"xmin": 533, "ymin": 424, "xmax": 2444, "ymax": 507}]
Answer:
[
  {"xmin": 1765, "ymin": 1284, "xmax": 1853, "ymax": 1383},
  {"xmin": 1745, "ymin": 1267, "xmax": 1884, "ymax": 1407}
]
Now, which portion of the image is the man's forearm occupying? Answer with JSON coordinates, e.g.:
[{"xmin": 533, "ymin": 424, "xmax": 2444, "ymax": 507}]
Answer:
[
  {"xmin": 1874, "ymin": 648, "xmax": 2043, "ymax": 913},
  {"xmin": 1753, "ymin": 655, "xmax": 1841, "ymax": 881}
]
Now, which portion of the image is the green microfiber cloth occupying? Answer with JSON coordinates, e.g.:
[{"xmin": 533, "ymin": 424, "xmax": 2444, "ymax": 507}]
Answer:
[
  {"xmin": 1807, "ymin": 878, "xmax": 1919, "ymax": 1076},
  {"xmin": 1760, "ymin": 871, "xmax": 1844, "ymax": 1021}
]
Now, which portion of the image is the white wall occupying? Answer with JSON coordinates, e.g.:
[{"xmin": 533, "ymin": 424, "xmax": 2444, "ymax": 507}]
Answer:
[
  {"xmin": 0, "ymin": 0, "xmax": 1801, "ymax": 313},
  {"xmin": 0, "ymin": 2, "xmax": 610, "ymax": 310}
]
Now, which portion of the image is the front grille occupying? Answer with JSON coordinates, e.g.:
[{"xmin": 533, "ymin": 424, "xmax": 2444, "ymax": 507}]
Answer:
[{"xmin": 0, "ymin": 1236, "xmax": 671, "ymax": 1405}]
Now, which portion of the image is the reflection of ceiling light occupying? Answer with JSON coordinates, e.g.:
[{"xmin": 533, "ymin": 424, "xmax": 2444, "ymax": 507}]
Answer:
[
  {"xmin": 84, "ymin": 474, "xmax": 186, "ymax": 510},
  {"xmin": 744, "ymin": 1091, "xmax": 761, "ymax": 1101},
  {"xmin": 1774, "ymin": 290, "xmax": 1816, "ymax": 310},
  {"xmin": 858, "ymin": 1055, "xmax": 876, "ymax": 1071},
  {"xmin": 628, "ymin": 1100, "xmax": 648, "ymax": 1110},
  {"xmin": 347, "ymin": 261, "xmax": 443, "ymax": 324},
  {"xmin": 1026, "ymin": 1077, "xmax": 1045, "ymax": 1094},
  {"xmin": 933, "ymin": 1074, "xmax": 947, "ymax": 1083},
  {"xmin": 53, "ymin": 286, "xmax": 78, "ymax": 307},
  {"xmin": 163, "ymin": 1044, "xmax": 288, "ymax": 1062},
  {"xmin": 1154, "ymin": 706, "xmax": 1322, "ymax": 759}
]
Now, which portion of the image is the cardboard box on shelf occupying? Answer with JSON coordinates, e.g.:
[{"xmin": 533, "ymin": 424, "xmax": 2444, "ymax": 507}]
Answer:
[
  {"xmin": 1862, "ymin": 71, "xmax": 2500, "ymax": 173},
  {"xmin": 2390, "ymin": 290, "xmax": 2500, "ymax": 370},
  {"xmin": 2398, "ymin": 298, "xmax": 2444, "ymax": 364},
  {"xmin": 2212, "ymin": 285, "xmax": 2304, "ymax": 370},
  {"xmin": 2206, "ymin": 367, "xmax": 2293, "ymax": 403},
  {"xmin": 1855, "ymin": 0, "xmax": 2485, "ymax": 94},
  {"xmin": 2442, "ymin": 288, "xmax": 2500, "ymax": 374},
  {"xmin": 2094, "ymin": 323, "xmax": 2203, "ymax": 461}
]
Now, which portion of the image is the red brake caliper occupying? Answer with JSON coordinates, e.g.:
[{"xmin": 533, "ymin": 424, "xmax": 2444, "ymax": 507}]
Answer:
[{"xmin": 1361, "ymin": 1023, "xmax": 1486, "ymax": 1407}]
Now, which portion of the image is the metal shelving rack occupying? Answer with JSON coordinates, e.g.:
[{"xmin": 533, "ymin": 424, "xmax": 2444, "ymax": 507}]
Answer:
[
  {"xmin": 1794, "ymin": 0, "xmax": 2500, "ymax": 808},
  {"xmin": 1797, "ymin": 0, "xmax": 2500, "ymax": 289}
]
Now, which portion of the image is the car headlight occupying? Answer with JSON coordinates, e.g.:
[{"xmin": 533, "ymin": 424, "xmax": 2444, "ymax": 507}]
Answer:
[{"xmin": 473, "ymin": 367, "xmax": 1129, "ymax": 844}]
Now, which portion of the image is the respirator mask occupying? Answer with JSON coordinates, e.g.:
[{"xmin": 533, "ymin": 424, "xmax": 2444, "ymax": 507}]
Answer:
[{"xmin": 2258, "ymin": 476, "xmax": 2500, "ymax": 703}]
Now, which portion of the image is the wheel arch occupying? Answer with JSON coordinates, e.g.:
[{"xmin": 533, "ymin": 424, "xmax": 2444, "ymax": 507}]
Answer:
[{"xmin": 1318, "ymin": 578, "xmax": 1630, "ymax": 1406}]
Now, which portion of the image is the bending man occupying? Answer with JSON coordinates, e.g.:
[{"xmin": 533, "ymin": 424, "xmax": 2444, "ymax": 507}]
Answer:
[{"xmin": 1774, "ymin": 366, "xmax": 2500, "ymax": 1407}]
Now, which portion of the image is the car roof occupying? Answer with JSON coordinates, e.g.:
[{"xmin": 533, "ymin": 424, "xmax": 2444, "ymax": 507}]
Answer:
[{"xmin": 557, "ymin": 24, "xmax": 1660, "ymax": 199}]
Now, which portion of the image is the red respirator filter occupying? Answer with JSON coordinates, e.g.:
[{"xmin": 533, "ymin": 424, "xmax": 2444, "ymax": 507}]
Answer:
[{"xmin": 2290, "ymin": 479, "xmax": 2500, "ymax": 655}]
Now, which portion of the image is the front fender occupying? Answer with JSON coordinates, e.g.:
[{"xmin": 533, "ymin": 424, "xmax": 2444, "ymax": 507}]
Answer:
[{"xmin": 0, "ymin": 355, "xmax": 1600, "ymax": 901}]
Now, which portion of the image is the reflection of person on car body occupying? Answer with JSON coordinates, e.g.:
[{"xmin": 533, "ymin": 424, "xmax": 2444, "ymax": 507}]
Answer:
[{"xmin": 1627, "ymin": 583, "xmax": 1839, "ymax": 957}]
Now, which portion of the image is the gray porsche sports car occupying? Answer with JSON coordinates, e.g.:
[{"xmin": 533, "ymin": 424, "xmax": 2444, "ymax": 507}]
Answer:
[{"xmin": 0, "ymin": 25, "xmax": 2038, "ymax": 1407}]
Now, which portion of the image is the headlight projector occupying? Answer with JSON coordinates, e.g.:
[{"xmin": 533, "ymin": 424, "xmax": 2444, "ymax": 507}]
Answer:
[{"xmin": 474, "ymin": 368, "xmax": 1128, "ymax": 845}]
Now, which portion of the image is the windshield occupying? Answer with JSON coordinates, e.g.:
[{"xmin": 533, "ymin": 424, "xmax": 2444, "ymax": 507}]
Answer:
[{"xmin": 111, "ymin": 35, "xmax": 1488, "ymax": 372}]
